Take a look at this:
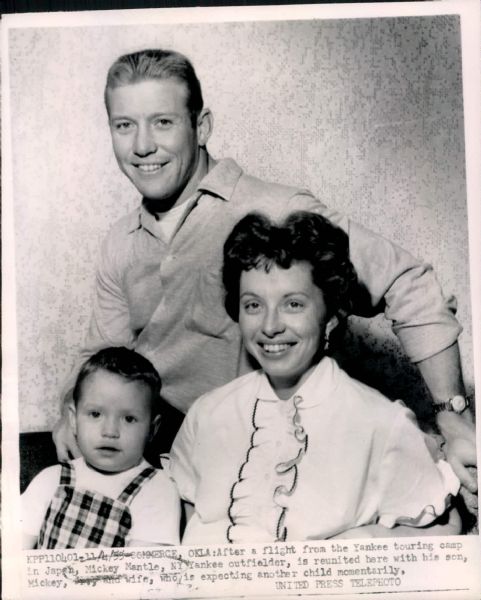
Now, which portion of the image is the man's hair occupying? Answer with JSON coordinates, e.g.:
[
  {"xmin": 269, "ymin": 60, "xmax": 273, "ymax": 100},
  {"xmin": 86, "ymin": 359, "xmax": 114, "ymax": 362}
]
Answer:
[
  {"xmin": 72, "ymin": 347, "xmax": 162, "ymax": 417},
  {"xmin": 105, "ymin": 49, "xmax": 203, "ymax": 125},
  {"xmin": 222, "ymin": 211, "xmax": 358, "ymax": 322}
]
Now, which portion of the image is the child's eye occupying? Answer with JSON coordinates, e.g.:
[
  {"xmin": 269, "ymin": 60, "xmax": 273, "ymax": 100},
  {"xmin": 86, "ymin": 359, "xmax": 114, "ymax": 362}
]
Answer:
[
  {"xmin": 88, "ymin": 411, "xmax": 101, "ymax": 419},
  {"xmin": 124, "ymin": 415, "xmax": 137, "ymax": 424}
]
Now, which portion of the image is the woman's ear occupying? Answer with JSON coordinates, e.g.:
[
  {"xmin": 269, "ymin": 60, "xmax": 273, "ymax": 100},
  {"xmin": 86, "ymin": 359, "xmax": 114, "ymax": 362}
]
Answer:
[
  {"xmin": 325, "ymin": 315, "xmax": 339, "ymax": 339},
  {"xmin": 323, "ymin": 315, "xmax": 340, "ymax": 352}
]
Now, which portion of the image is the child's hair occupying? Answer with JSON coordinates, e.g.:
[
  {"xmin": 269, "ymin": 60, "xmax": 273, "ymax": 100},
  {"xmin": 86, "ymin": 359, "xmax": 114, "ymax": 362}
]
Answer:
[
  {"xmin": 72, "ymin": 347, "xmax": 162, "ymax": 417},
  {"xmin": 222, "ymin": 211, "xmax": 358, "ymax": 321}
]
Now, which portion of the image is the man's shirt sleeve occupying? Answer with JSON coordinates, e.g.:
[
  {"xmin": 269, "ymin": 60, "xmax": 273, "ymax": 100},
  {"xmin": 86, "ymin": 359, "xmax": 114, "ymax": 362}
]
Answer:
[
  {"xmin": 87, "ymin": 227, "xmax": 136, "ymax": 348},
  {"xmin": 60, "ymin": 223, "xmax": 136, "ymax": 400},
  {"xmin": 287, "ymin": 191, "xmax": 461, "ymax": 363}
]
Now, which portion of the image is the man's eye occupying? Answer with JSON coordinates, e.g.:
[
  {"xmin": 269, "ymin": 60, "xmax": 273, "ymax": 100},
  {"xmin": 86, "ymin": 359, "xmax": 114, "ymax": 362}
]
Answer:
[
  {"xmin": 113, "ymin": 121, "xmax": 133, "ymax": 131},
  {"xmin": 154, "ymin": 118, "xmax": 173, "ymax": 128},
  {"xmin": 124, "ymin": 415, "xmax": 137, "ymax": 424}
]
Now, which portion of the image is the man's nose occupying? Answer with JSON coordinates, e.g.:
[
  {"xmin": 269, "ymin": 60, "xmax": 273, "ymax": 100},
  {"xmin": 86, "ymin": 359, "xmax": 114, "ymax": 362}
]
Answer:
[
  {"xmin": 102, "ymin": 416, "xmax": 120, "ymax": 438},
  {"xmin": 262, "ymin": 308, "xmax": 285, "ymax": 337},
  {"xmin": 133, "ymin": 124, "xmax": 156, "ymax": 156}
]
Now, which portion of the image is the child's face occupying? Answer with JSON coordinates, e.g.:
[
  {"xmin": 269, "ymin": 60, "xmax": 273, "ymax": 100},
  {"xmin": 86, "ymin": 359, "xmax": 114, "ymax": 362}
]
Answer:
[
  {"xmin": 239, "ymin": 261, "xmax": 328, "ymax": 398},
  {"xmin": 70, "ymin": 369, "xmax": 158, "ymax": 473}
]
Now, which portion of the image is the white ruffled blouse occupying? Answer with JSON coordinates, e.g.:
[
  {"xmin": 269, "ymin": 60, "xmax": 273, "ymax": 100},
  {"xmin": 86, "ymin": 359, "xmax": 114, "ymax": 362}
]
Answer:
[
  {"xmin": 227, "ymin": 393, "xmax": 308, "ymax": 543},
  {"xmin": 171, "ymin": 357, "xmax": 459, "ymax": 544}
]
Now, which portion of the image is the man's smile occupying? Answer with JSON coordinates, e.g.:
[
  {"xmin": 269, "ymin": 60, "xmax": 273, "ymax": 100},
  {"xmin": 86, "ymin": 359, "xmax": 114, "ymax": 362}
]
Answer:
[{"xmin": 135, "ymin": 162, "xmax": 167, "ymax": 173}]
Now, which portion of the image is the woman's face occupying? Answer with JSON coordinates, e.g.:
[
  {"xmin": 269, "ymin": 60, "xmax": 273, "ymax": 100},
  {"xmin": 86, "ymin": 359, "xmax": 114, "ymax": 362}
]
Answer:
[{"xmin": 239, "ymin": 260, "xmax": 328, "ymax": 399}]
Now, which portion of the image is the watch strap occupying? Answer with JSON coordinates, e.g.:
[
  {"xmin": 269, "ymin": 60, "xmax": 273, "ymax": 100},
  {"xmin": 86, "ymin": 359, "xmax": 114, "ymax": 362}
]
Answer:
[{"xmin": 433, "ymin": 395, "xmax": 470, "ymax": 415}]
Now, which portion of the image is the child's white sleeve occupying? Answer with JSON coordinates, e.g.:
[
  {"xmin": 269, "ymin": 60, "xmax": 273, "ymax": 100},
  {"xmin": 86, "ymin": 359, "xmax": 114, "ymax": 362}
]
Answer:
[
  {"xmin": 377, "ymin": 406, "xmax": 460, "ymax": 528},
  {"xmin": 21, "ymin": 465, "xmax": 61, "ymax": 539},
  {"xmin": 129, "ymin": 467, "xmax": 181, "ymax": 545}
]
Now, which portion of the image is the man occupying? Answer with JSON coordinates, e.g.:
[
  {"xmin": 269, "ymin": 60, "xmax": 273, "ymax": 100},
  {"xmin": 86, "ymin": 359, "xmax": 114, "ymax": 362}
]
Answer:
[{"xmin": 54, "ymin": 49, "xmax": 476, "ymax": 499}]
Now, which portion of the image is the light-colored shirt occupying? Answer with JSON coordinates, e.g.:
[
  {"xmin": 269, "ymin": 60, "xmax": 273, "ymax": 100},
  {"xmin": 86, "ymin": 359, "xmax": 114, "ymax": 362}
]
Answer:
[
  {"xmin": 66, "ymin": 157, "xmax": 460, "ymax": 413},
  {"xmin": 170, "ymin": 357, "xmax": 459, "ymax": 544},
  {"xmin": 22, "ymin": 457, "xmax": 180, "ymax": 545}
]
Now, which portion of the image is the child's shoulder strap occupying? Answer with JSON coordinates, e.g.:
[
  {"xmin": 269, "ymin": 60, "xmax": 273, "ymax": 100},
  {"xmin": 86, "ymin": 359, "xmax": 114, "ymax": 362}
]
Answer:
[
  {"xmin": 117, "ymin": 467, "xmax": 157, "ymax": 505},
  {"xmin": 59, "ymin": 461, "xmax": 75, "ymax": 486}
]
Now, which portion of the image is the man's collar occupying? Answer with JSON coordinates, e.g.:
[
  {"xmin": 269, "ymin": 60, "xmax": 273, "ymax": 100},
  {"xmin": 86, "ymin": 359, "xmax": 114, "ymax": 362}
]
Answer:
[
  {"xmin": 197, "ymin": 156, "xmax": 243, "ymax": 201},
  {"xmin": 126, "ymin": 208, "xmax": 143, "ymax": 235},
  {"xmin": 127, "ymin": 156, "xmax": 243, "ymax": 235}
]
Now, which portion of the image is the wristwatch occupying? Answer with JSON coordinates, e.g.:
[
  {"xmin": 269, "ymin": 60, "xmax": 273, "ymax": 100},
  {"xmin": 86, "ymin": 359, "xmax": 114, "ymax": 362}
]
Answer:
[{"xmin": 433, "ymin": 395, "xmax": 470, "ymax": 415}]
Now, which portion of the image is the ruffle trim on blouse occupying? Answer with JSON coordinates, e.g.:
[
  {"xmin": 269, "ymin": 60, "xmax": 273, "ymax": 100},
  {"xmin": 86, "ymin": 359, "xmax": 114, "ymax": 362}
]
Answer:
[
  {"xmin": 378, "ymin": 459, "xmax": 461, "ymax": 529},
  {"xmin": 227, "ymin": 395, "xmax": 308, "ymax": 543}
]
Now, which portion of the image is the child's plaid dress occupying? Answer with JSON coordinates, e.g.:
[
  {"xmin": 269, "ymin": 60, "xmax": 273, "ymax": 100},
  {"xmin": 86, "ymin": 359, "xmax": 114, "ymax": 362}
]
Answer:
[{"xmin": 37, "ymin": 461, "xmax": 156, "ymax": 548}]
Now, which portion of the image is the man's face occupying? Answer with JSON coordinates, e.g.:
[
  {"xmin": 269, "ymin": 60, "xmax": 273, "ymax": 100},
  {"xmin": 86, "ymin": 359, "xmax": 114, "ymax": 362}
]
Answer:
[{"xmin": 107, "ymin": 78, "xmax": 205, "ymax": 207}]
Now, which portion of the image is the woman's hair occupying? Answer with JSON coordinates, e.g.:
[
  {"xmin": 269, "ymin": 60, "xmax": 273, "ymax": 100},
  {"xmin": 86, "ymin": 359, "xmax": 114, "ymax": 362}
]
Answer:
[
  {"xmin": 72, "ymin": 347, "xmax": 162, "ymax": 417},
  {"xmin": 222, "ymin": 211, "xmax": 358, "ymax": 321},
  {"xmin": 104, "ymin": 48, "xmax": 203, "ymax": 125}
]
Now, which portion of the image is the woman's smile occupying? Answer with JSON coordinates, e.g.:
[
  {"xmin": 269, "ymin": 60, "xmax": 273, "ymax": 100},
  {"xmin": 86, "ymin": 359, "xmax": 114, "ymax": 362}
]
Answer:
[{"xmin": 239, "ymin": 261, "xmax": 328, "ymax": 399}]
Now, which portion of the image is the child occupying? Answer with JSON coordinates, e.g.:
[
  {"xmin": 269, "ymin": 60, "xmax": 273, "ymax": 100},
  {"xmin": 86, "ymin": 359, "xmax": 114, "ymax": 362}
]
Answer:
[
  {"xmin": 22, "ymin": 347, "xmax": 180, "ymax": 548},
  {"xmin": 171, "ymin": 211, "xmax": 461, "ymax": 544}
]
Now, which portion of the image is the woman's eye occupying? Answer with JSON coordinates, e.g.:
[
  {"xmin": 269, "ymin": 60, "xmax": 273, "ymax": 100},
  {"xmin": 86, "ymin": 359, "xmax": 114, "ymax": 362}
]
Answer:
[
  {"xmin": 287, "ymin": 300, "xmax": 304, "ymax": 311},
  {"xmin": 124, "ymin": 415, "xmax": 137, "ymax": 424},
  {"xmin": 243, "ymin": 301, "xmax": 261, "ymax": 314}
]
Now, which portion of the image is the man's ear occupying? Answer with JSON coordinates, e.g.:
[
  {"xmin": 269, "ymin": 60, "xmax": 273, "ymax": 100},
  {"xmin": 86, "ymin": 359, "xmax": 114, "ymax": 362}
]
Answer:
[
  {"xmin": 68, "ymin": 403, "xmax": 77, "ymax": 436},
  {"xmin": 150, "ymin": 414, "xmax": 162, "ymax": 441},
  {"xmin": 196, "ymin": 108, "xmax": 213, "ymax": 147}
]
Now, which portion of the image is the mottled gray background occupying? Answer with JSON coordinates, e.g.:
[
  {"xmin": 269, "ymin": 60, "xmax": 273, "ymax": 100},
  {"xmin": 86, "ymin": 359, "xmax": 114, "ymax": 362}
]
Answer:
[{"xmin": 8, "ymin": 15, "xmax": 472, "ymax": 432}]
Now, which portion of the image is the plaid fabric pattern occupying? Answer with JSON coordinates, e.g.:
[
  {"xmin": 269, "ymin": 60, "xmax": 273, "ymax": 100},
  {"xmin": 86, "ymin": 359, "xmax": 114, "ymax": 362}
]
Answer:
[{"xmin": 37, "ymin": 462, "xmax": 156, "ymax": 549}]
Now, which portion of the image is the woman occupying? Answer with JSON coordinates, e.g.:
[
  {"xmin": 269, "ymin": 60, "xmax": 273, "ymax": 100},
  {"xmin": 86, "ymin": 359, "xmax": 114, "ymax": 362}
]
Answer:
[{"xmin": 171, "ymin": 211, "xmax": 460, "ymax": 544}]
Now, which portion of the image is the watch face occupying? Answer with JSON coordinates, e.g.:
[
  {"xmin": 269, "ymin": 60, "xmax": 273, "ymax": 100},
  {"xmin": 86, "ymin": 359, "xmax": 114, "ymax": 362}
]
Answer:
[{"xmin": 451, "ymin": 395, "xmax": 466, "ymax": 412}]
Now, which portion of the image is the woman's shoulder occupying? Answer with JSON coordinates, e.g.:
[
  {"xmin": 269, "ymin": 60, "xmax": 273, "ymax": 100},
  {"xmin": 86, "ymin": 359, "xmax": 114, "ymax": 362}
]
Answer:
[
  {"xmin": 333, "ymin": 360, "xmax": 411, "ymax": 420},
  {"xmin": 189, "ymin": 370, "xmax": 262, "ymax": 414}
]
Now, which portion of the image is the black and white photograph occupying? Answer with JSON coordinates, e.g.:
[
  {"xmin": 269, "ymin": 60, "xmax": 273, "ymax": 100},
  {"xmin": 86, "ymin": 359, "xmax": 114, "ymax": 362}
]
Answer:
[{"xmin": 2, "ymin": 1, "xmax": 480, "ymax": 598}]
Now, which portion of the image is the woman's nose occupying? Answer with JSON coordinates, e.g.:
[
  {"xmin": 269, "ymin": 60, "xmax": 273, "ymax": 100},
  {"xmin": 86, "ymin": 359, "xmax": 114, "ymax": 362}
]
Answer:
[
  {"xmin": 262, "ymin": 308, "xmax": 285, "ymax": 337},
  {"xmin": 133, "ymin": 124, "xmax": 156, "ymax": 156}
]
